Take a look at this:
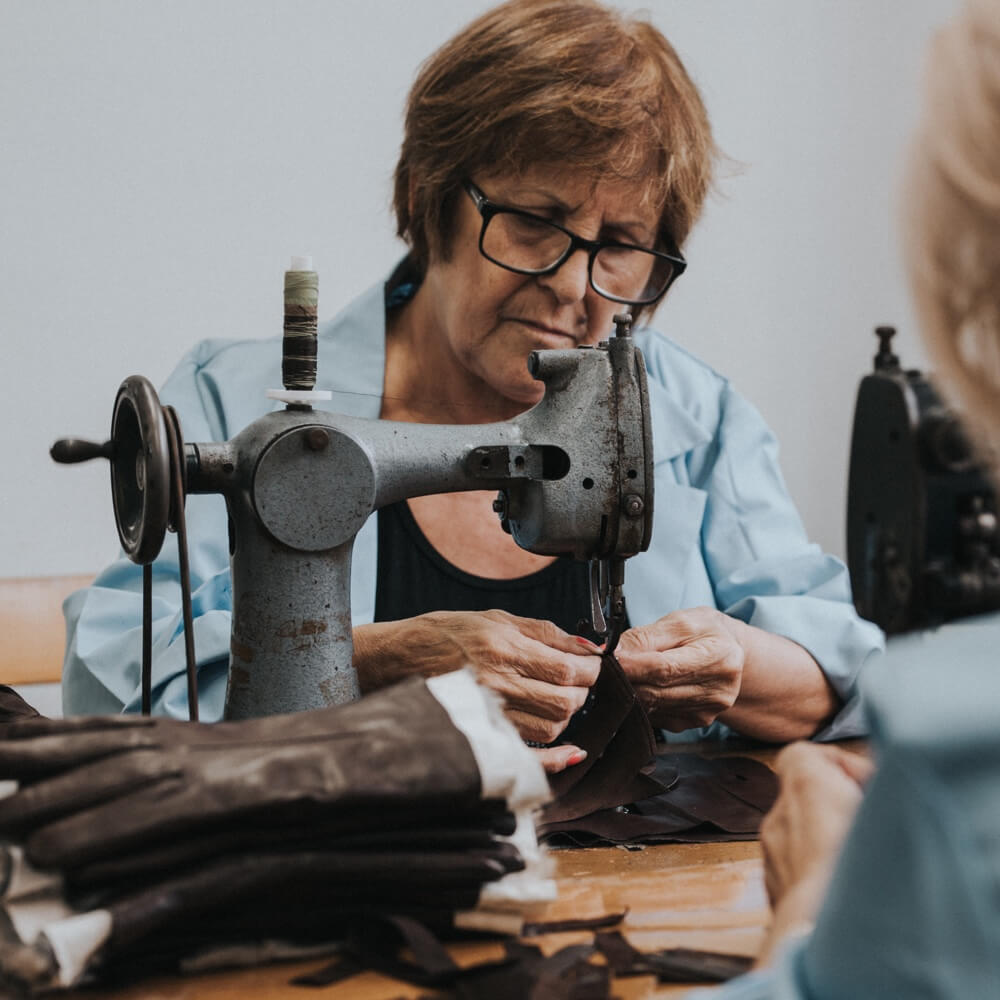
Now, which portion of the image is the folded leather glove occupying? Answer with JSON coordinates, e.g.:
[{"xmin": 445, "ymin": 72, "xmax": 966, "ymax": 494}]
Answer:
[
  {"xmin": 0, "ymin": 677, "xmax": 484, "ymax": 870},
  {"xmin": 65, "ymin": 805, "xmax": 517, "ymax": 895}
]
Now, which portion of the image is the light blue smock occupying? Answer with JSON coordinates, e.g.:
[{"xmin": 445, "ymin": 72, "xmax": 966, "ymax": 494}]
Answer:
[
  {"xmin": 62, "ymin": 267, "xmax": 883, "ymax": 736},
  {"xmin": 693, "ymin": 614, "xmax": 1000, "ymax": 998}
]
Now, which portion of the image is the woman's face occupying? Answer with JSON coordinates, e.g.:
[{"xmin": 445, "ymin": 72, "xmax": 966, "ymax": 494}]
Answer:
[{"xmin": 420, "ymin": 165, "xmax": 662, "ymax": 410}]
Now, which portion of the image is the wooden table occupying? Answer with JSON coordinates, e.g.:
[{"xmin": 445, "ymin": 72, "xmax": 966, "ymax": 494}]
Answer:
[
  {"xmin": 79, "ymin": 745, "xmax": 784, "ymax": 1000},
  {"xmin": 77, "ymin": 841, "xmax": 764, "ymax": 1000}
]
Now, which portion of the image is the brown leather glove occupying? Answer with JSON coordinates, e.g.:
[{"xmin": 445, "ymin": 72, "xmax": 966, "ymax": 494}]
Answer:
[{"xmin": 0, "ymin": 677, "xmax": 485, "ymax": 871}]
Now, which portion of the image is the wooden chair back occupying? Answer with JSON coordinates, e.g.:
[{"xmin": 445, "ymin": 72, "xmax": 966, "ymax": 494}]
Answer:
[{"xmin": 0, "ymin": 574, "xmax": 94, "ymax": 685}]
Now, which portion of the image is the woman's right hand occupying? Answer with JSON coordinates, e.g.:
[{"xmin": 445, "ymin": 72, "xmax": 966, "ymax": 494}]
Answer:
[{"xmin": 354, "ymin": 610, "xmax": 603, "ymax": 744}]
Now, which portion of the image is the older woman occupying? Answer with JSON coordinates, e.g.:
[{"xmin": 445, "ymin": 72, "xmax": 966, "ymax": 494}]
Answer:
[
  {"xmin": 62, "ymin": 0, "xmax": 881, "ymax": 755},
  {"xmin": 701, "ymin": 1, "xmax": 1000, "ymax": 995}
]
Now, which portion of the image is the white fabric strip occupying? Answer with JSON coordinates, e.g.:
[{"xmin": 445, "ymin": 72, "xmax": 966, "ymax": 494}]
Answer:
[
  {"xmin": 43, "ymin": 911, "xmax": 113, "ymax": 988},
  {"xmin": 0, "ymin": 846, "xmax": 110, "ymax": 989},
  {"xmin": 2, "ymin": 846, "xmax": 64, "ymax": 902},
  {"xmin": 426, "ymin": 669, "xmax": 557, "ymax": 929},
  {"xmin": 426, "ymin": 668, "xmax": 550, "ymax": 809}
]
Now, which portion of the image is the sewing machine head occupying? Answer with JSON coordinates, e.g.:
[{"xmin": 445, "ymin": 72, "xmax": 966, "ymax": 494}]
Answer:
[
  {"xmin": 847, "ymin": 325, "xmax": 1000, "ymax": 635},
  {"xmin": 53, "ymin": 261, "xmax": 654, "ymax": 719}
]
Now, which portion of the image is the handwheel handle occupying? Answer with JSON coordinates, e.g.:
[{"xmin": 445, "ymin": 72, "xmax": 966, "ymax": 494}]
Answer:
[{"xmin": 50, "ymin": 438, "xmax": 114, "ymax": 463}]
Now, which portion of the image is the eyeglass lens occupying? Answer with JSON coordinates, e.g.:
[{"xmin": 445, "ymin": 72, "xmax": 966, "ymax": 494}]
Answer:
[{"xmin": 481, "ymin": 210, "xmax": 675, "ymax": 303}]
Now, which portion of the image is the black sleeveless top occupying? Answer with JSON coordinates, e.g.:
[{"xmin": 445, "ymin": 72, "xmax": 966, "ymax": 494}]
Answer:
[{"xmin": 374, "ymin": 500, "xmax": 593, "ymax": 634}]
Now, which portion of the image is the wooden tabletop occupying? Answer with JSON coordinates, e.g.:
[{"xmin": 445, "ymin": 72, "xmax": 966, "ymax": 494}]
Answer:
[
  {"xmin": 78, "ymin": 744, "xmax": 791, "ymax": 1000},
  {"xmin": 76, "ymin": 839, "xmax": 764, "ymax": 1000}
]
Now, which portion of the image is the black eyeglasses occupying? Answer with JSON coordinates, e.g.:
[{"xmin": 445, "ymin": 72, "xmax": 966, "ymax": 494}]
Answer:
[{"xmin": 463, "ymin": 179, "xmax": 686, "ymax": 306}]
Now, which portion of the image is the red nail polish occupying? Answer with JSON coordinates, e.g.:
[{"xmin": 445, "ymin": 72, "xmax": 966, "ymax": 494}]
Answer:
[{"xmin": 567, "ymin": 749, "xmax": 587, "ymax": 766}]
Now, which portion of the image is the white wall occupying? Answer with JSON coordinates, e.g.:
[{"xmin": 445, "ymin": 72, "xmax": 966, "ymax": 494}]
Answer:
[{"xmin": 0, "ymin": 0, "xmax": 957, "ymax": 579}]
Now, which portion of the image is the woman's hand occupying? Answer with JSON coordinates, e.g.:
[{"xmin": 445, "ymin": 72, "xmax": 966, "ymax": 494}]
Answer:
[
  {"xmin": 615, "ymin": 607, "xmax": 840, "ymax": 742},
  {"xmin": 755, "ymin": 742, "xmax": 874, "ymax": 964},
  {"xmin": 355, "ymin": 610, "xmax": 602, "ymax": 744},
  {"xmin": 533, "ymin": 744, "xmax": 588, "ymax": 775},
  {"xmin": 614, "ymin": 607, "xmax": 746, "ymax": 731}
]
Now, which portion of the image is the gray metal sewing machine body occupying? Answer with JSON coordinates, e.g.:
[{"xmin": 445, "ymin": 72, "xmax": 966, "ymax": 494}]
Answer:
[{"xmin": 186, "ymin": 334, "xmax": 653, "ymax": 719}]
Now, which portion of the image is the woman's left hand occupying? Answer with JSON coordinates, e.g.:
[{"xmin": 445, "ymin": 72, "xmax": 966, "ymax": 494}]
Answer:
[
  {"xmin": 615, "ymin": 607, "xmax": 746, "ymax": 731},
  {"xmin": 754, "ymin": 742, "xmax": 874, "ymax": 965}
]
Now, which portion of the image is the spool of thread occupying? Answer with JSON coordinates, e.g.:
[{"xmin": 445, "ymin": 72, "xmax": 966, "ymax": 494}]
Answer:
[{"xmin": 282, "ymin": 256, "xmax": 318, "ymax": 391}]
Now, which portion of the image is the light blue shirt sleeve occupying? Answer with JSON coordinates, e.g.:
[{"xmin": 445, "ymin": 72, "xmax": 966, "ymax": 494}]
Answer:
[
  {"xmin": 699, "ymin": 384, "xmax": 883, "ymax": 741},
  {"xmin": 631, "ymin": 331, "xmax": 884, "ymax": 742},
  {"xmin": 697, "ymin": 615, "xmax": 1000, "ymax": 999}
]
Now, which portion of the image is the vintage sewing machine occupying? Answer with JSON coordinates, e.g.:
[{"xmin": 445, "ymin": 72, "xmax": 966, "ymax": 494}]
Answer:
[
  {"xmin": 51, "ymin": 259, "xmax": 654, "ymax": 719},
  {"xmin": 847, "ymin": 325, "xmax": 1000, "ymax": 635}
]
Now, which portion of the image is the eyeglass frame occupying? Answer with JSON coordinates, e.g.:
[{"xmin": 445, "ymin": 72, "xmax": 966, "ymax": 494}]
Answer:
[{"xmin": 462, "ymin": 179, "xmax": 687, "ymax": 306}]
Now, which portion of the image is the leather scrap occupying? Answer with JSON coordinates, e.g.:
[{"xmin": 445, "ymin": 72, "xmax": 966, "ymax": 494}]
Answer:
[
  {"xmin": 593, "ymin": 930, "xmax": 753, "ymax": 983},
  {"xmin": 540, "ymin": 651, "xmax": 778, "ymax": 847},
  {"xmin": 547, "ymin": 654, "xmax": 640, "ymax": 800},
  {"xmin": 540, "ymin": 752, "xmax": 779, "ymax": 846},
  {"xmin": 292, "ymin": 917, "xmax": 752, "ymax": 995},
  {"xmin": 521, "ymin": 912, "xmax": 625, "ymax": 936},
  {"xmin": 0, "ymin": 687, "xmax": 41, "ymax": 727},
  {"xmin": 543, "ymin": 655, "xmax": 666, "ymax": 825},
  {"xmin": 295, "ymin": 928, "xmax": 610, "ymax": 1000}
]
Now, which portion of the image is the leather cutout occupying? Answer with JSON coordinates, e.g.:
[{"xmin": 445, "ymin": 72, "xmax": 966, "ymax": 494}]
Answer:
[
  {"xmin": 293, "ymin": 915, "xmax": 752, "ymax": 995},
  {"xmin": 542, "ymin": 653, "xmax": 778, "ymax": 846},
  {"xmin": 0, "ymin": 687, "xmax": 40, "ymax": 727},
  {"xmin": 543, "ymin": 655, "xmax": 665, "ymax": 826},
  {"xmin": 541, "ymin": 752, "xmax": 778, "ymax": 846},
  {"xmin": 547, "ymin": 655, "xmax": 637, "ymax": 801},
  {"xmin": 593, "ymin": 930, "xmax": 752, "ymax": 983}
]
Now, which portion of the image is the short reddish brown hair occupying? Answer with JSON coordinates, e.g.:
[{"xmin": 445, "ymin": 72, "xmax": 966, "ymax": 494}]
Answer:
[{"xmin": 393, "ymin": 0, "xmax": 718, "ymax": 304}]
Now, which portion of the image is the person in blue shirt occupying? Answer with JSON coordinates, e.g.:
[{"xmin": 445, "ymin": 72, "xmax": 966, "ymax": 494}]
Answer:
[
  {"xmin": 701, "ymin": 0, "xmax": 1000, "ymax": 994},
  {"xmin": 62, "ymin": 0, "xmax": 882, "ymax": 758}
]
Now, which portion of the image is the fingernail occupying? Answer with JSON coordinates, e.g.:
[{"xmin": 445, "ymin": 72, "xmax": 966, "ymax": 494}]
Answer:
[
  {"xmin": 575, "ymin": 637, "xmax": 600, "ymax": 650},
  {"xmin": 566, "ymin": 749, "xmax": 587, "ymax": 766}
]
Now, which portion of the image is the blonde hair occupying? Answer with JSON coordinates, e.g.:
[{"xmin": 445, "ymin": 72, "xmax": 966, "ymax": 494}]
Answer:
[
  {"xmin": 904, "ymin": 0, "xmax": 1000, "ymax": 453},
  {"xmin": 393, "ymin": 0, "xmax": 717, "ymax": 316}
]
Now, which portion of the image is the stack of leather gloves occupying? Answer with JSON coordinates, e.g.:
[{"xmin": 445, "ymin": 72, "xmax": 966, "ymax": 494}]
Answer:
[{"xmin": 0, "ymin": 671, "xmax": 554, "ymax": 995}]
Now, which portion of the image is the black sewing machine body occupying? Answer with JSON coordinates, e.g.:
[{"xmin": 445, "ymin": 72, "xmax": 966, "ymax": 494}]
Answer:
[{"xmin": 847, "ymin": 327, "xmax": 1000, "ymax": 635}]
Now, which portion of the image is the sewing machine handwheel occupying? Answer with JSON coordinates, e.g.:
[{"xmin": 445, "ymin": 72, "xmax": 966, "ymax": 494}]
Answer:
[{"xmin": 110, "ymin": 376, "xmax": 171, "ymax": 564}]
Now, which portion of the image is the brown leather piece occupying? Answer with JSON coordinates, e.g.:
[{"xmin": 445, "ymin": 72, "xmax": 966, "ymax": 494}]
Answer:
[
  {"xmin": 521, "ymin": 912, "xmax": 625, "ymax": 936},
  {"xmin": 540, "ymin": 752, "xmax": 779, "ymax": 846},
  {"xmin": 292, "ymin": 915, "xmax": 751, "ymax": 996},
  {"xmin": 543, "ymin": 655, "xmax": 668, "ymax": 825},
  {"xmin": 547, "ymin": 654, "xmax": 640, "ymax": 800},
  {"xmin": 0, "ymin": 686, "xmax": 41, "ymax": 726},
  {"xmin": 296, "ymin": 926, "xmax": 610, "ymax": 1000},
  {"xmin": 593, "ymin": 930, "xmax": 753, "ymax": 982},
  {"xmin": 541, "ymin": 654, "xmax": 778, "ymax": 846}
]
